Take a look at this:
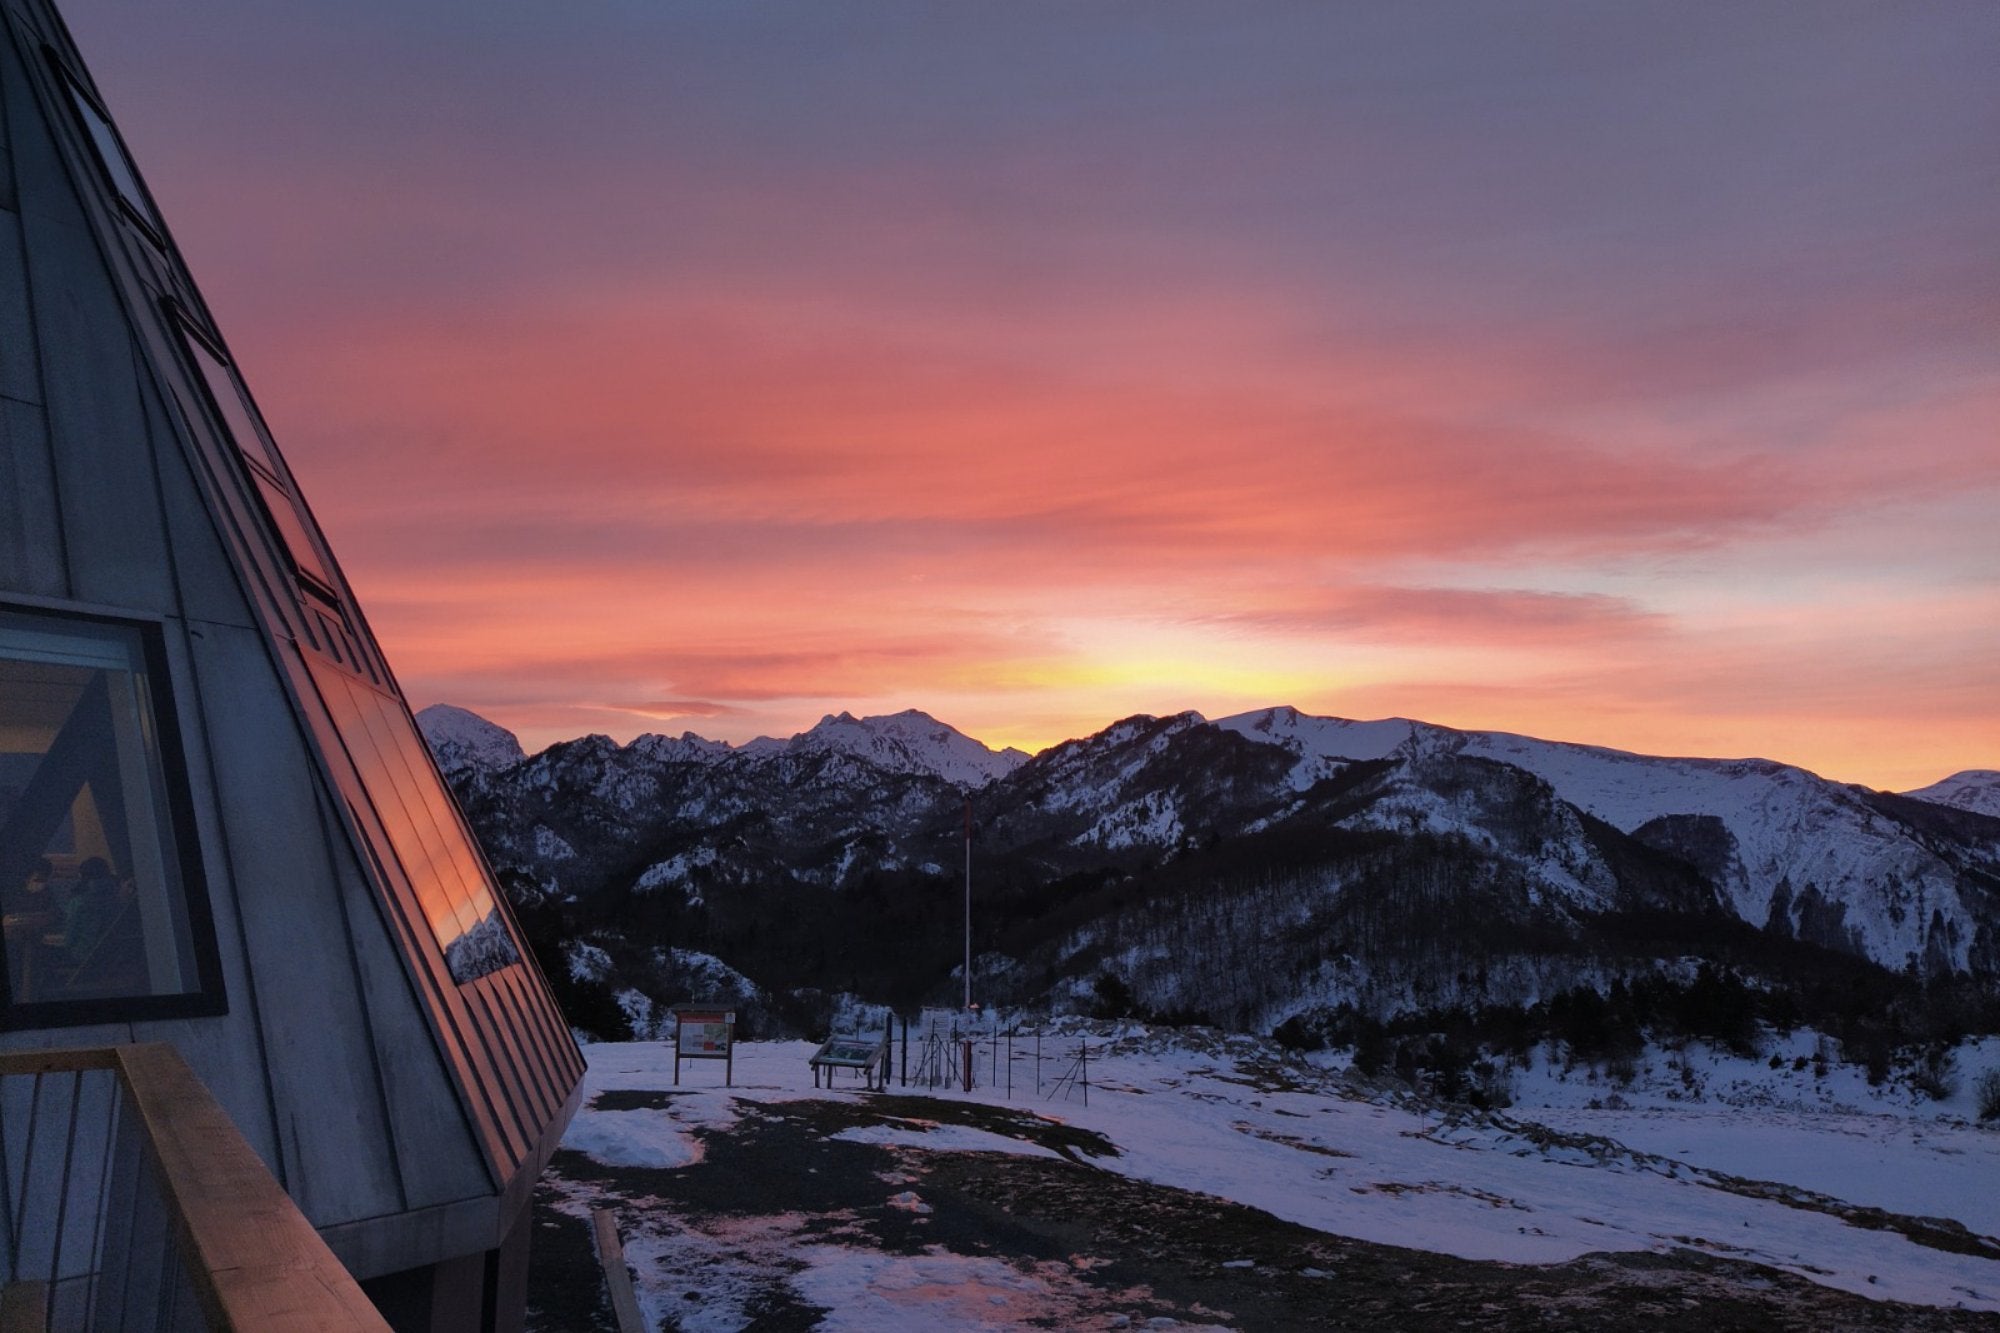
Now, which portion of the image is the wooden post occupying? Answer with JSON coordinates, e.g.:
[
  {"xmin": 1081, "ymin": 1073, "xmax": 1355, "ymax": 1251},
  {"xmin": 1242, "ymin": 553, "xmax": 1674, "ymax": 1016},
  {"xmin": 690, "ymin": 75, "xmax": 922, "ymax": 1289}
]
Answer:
[{"xmin": 590, "ymin": 1210, "xmax": 644, "ymax": 1333}]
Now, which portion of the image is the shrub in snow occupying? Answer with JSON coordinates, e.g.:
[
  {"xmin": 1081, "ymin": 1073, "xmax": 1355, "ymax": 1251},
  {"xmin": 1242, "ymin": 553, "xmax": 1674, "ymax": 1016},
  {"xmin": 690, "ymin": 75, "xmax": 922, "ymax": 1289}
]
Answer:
[
  {"xmin": 1909, "ymin": 1045, "xmax": 1958, "ymax": 1103},
  {"xmin": 1090, "ymin": 971, "xmax": 1137, "ymax": 1021},
  {"xmin": 1977, "ymin": 1069, "xmax": 2000, "ymax": 1123}
]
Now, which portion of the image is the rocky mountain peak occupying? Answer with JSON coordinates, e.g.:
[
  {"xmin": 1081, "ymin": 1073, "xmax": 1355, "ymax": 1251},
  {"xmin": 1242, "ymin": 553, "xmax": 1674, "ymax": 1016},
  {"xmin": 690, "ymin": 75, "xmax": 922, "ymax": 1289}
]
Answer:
[{"xmin": 414, "ymin": 703, "xmax": 526, "ymax": 775}]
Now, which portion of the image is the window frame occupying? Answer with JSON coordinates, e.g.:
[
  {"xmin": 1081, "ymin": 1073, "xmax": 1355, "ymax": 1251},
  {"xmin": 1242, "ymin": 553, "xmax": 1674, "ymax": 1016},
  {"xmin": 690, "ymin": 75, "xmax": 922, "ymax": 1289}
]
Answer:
[
  {"xmin": 167, "ymin": 303, "xmax": 347, "ymax": 609},
  {"xmin": 44, "ymin": 47, "xmax": 168, "ymax": 249},
  {"xmin": 0, "ymin": 601, "xmax": 227, "ymax": 1030}
]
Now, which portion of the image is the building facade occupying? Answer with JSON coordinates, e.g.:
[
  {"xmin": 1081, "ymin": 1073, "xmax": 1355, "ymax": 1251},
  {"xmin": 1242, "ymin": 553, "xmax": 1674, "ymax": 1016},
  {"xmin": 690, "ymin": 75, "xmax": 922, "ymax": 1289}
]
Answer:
[{"xmin": 0, "ymin": 3, "xmax": 583, "ymax": 1327}]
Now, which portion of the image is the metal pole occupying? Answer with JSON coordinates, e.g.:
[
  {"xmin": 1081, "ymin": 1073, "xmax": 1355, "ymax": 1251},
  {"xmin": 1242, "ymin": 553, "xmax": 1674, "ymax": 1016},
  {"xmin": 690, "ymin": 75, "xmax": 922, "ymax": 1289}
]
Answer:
[{"xmin": 963, "ymin": 797, "xmax": 972, "ymax": 1011}]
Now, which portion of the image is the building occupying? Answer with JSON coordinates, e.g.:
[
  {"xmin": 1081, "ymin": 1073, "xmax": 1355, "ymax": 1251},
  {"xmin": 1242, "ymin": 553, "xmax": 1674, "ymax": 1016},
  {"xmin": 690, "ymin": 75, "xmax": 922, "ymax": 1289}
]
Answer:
[{"xmin": 0, "ymin": 2, "xmax": 583, "ymax": 1326}]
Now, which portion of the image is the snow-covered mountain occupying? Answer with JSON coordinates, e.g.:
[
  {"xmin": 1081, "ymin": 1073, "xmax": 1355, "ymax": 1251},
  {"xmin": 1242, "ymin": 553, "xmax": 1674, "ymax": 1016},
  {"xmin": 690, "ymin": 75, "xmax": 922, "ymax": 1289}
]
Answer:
[
  {"xmin": 1905, "ymin": 770, "xmax": 2000, "ymax": 818},
  {"xmin": 415, "ymin": 703, "xmax": 526, "ymax": 775},
  {"xmin": 428, "ymin": 704, "xmax": 1023, "ymax": 790},
  {"xmin": 426, "ymin": 701, "xmax": 1999, "ymax": 1035},
  {"xmin": 741, "ymin": 709, "xmax": 1028, "ymax": 788},
  {"xmin": 1219, "ymin": 707, "xmax": 2000, "ymax": 972}
]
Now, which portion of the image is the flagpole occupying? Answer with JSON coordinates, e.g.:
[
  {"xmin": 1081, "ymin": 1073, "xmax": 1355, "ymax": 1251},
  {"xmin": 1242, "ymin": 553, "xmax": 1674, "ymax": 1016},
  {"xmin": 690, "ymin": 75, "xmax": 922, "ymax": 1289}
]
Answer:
[{"xmin": 963, "ymin": 796, "xmax": 972, "ymax": 1011}]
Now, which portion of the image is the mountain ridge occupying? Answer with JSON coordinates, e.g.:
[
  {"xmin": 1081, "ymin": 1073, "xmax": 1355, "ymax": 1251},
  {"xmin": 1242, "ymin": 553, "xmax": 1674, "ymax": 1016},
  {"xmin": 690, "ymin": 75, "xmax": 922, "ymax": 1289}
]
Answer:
[
  {"xmin": 418, "ymin": 701, "xmax": 1985, "ymax": 799},
  {"xmin": 424, "ymin": 701, "xmax": 2000, "ymax": 1034}
]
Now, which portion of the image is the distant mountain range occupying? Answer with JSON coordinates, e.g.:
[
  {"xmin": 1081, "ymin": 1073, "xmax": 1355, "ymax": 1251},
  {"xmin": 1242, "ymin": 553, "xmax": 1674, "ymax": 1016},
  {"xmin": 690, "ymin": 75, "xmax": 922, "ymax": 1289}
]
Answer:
[{"xmin": 419, "ymin": 703, "xmax": 2000, "ymax": 1036}]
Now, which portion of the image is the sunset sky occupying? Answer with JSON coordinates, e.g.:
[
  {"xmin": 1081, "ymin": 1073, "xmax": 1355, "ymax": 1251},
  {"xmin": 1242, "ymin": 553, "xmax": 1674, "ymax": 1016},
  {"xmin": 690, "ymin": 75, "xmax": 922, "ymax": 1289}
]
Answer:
[{"xmin": 68, "ymin": 1, "xmax": 1998, "ymax": 788}]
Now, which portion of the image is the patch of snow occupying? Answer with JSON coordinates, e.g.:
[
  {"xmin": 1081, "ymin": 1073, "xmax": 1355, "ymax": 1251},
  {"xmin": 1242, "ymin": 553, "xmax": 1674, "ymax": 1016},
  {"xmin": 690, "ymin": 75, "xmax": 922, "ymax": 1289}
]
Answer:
[
  {"xmin": 531, "ymin": 825, "xmax": 577, "ymax": 862},
  {"xmin": 566, "ymin": 941, "xmax": 611, "ymax": 983},
  {"xmin": 830, "ymin": 1123, "xmax": 1061, "ymax": 1159},
  {"xmin": 565, "ymin": 1109, "xmax": 702, "ymax": 1170},
  {"xmin": 787, "ymin": 1246, "xmax": 1111, "ymax": 1332},
  {"xmin": 634, "ymin": 847, "xmax": 717, "ymax": 893},
  {"xmin": 1085, "ymin": 790, "xmax": 1183, "ymax": 850}
]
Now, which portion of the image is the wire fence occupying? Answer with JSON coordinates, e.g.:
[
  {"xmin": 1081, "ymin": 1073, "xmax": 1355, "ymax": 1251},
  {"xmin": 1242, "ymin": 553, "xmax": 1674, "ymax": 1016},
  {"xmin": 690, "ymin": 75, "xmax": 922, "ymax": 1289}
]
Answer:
[{"xmin": 893, "ymin": 1011, "xmax": 1090, "ymax": 1107}]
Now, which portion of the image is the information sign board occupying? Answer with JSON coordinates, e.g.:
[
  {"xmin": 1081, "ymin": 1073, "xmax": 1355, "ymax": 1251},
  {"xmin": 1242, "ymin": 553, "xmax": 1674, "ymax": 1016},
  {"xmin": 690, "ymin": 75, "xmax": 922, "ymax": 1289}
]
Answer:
[
  {"xmin": 809, "ymin": 1029, "xmax": 891, "ymax": 1089},
  {"xmin": 670, "ymin": 1006, "xmax": 735, "ymax": 1085}
]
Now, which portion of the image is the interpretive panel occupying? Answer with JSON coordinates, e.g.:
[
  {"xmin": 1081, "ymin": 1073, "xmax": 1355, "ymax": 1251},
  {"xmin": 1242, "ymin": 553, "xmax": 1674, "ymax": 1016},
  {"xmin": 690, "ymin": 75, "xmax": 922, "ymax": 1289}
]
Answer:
[{"xmin": 672, "ymin": 1006, "xmax": 734, "ymax": 1085}]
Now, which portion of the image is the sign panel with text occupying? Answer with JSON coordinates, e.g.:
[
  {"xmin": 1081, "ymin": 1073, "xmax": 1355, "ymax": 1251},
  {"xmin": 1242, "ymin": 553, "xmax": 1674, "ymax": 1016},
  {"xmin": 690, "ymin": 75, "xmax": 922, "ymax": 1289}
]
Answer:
[{"xmin": 671, "ymin": 1006, "xmax": 736, "ymax": 1085}]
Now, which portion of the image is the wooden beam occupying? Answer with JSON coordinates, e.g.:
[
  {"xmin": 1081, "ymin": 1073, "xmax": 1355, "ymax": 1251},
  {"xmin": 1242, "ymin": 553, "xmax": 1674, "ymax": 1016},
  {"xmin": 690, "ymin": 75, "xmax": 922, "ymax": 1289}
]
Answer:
[
  {"xmin": 590, "ymin": 1209, "xmax": 644, "ymax": 1333},
  {"xmin": 104, "ymin": 1043, "xmax": 392, "ymax": 1332}
]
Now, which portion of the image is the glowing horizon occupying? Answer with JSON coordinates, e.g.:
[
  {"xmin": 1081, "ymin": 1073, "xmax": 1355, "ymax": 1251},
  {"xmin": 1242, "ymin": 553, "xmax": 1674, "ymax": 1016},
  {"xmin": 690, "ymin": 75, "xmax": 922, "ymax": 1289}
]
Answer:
[{"xmin": 67, "ymin": 1, "xmax": 1998, "ymax": 791}]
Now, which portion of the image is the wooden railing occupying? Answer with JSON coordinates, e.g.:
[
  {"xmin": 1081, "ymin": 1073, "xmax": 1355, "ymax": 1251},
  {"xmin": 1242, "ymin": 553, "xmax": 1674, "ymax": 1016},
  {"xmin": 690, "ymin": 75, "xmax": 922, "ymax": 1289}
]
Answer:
[{"xmin": 0, "ymin": 1043, "xmax": 388, "ymax": 1331}]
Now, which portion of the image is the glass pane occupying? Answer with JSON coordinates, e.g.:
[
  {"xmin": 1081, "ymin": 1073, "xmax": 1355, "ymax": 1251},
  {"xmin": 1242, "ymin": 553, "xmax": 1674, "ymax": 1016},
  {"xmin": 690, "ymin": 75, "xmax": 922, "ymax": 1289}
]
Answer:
[
  {"xmin": 181, "ymin": 329, "xmax": 289, "ymax": 481},
  {"xmin": 63, "ymin": 75, "xmax": 161, "ymax": 234},
  {"xmin": 0, "ymin": 614, "xmax": 200, "ymax": 1007},
  {"xmin": 249, "ymin": 471, "xmax": 340, "ymax": 597},
  {"xmin": 308, "ymin": 661, "xmax": 518, "ymax": 984}
]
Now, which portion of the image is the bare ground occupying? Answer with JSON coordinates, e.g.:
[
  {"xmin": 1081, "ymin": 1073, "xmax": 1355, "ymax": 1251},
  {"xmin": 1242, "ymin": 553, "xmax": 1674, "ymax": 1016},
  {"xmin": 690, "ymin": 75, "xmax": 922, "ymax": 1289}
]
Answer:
[{"xmin": 529, "ymin": 1089, "xmax": 2000, "ymax": 1331}]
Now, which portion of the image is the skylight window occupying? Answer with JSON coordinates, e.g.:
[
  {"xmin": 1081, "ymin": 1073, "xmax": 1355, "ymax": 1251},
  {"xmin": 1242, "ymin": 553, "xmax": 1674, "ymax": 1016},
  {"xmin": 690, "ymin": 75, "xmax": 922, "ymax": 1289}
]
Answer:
[
  {"xmin": 175, "ymin": 317, "xmax": 342, "ymax": 603},
  {"xmin": 54, "ymin": 61, "xmax": 163, "ymax": 239}
]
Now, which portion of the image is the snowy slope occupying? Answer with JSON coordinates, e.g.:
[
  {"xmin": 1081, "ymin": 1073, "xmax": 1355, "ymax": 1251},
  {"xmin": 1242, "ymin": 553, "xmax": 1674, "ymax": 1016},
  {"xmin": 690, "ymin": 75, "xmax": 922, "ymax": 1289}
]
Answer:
[
  {"xmin": 414, "ymin": 703, "xmax": 526, "ymax": 774},
  {"xmin": 747, "ymin": 709, "xmax": 1028, "ymax": 788},
  {"xmin": 1218, "ymin": 707, "xmax": 1996, "ymax": 971},
  {"xmin": 627, "ymin": 731, "xmax": 732, "ymax": 766},
  {"xmin": 1906, "ymin": 771, "xmax": 2000, "ymax": 818},
  {"xmin": 1216, "ymin": 705, "xmax": 1423, "ymax": 788}
]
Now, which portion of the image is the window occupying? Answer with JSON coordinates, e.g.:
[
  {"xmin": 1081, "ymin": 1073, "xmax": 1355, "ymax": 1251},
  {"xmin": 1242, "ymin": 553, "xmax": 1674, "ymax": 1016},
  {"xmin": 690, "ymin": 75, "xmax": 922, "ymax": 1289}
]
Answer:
[
  {"xmin": 51, "ymin": 56, "xmax": 164, "ymax": 242},
  {"xmin": 181, "ymin": 318, "xmax": 288, "ymax": 481},
  {"xmin": 309, "ymin": 660, "xmax": 520, "ymax": 985},
  {"xmin": 173, "ymin": 313, "xmax": 342, "ymax": 604},
  {"xmin": 0, "ymin": 609, "xmax": 219, "ymax": 1023}
]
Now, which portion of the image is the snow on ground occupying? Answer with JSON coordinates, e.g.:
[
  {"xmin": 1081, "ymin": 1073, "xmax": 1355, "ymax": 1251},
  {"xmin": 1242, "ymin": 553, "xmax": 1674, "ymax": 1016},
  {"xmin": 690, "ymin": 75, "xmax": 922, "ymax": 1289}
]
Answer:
[
  {"xmin": 786, "ymin": 1247, "xmax": 1110, "ymax": 1331},
  {"xmin": 556, "ymin": 1030, "xmax": 2000, "ymax": 1325},
  {"xmin": 563, "ymin": 1108, "xmax": 705, "ymax": 1170},
  {"xmin": 830, "ymin": 1121, "xmax": 1065, "ymax": 1159},
  {"xmin": 1496, "ymin": 1034, "xmax": 2000, "ymax": 1238}
]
